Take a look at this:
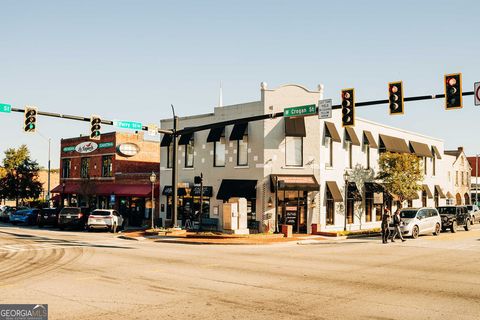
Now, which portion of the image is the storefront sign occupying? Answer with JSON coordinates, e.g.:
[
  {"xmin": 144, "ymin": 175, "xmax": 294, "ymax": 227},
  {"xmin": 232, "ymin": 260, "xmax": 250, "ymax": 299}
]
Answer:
[
  {"xmin": 191, "ymin": 186, "xmax": 213, "ymax": 197},
  {"xmin": 75, "ymin": 141, "xmax": 98, "ymax": 154},
  {"xmin": 63, "ymin": 146, "xmax": 76, "ymax": 152},
  {"xmin": 99, "ymin": 142, "xmax": 114, "ymax": 149},
  {"xmin": 117, "ymin": 143, "xmax": 140, "ymax": 157},
  {"xmin": 374, "ymin": 192, "xmax": 384, "ymax": 204},
  {"xmin": 285, "ymin": 209, "xmax": 297, "ymax": 225}
]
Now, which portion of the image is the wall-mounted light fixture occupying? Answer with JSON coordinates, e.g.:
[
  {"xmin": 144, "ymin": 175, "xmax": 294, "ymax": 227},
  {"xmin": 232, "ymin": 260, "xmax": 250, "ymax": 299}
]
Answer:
[{"xmin": 268, "ymin": 196, "xmax": 273, "ymax": 207}]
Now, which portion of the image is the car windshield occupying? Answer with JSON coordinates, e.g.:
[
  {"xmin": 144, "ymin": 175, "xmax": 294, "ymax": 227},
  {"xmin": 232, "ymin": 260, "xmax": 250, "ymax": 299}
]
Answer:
[
  {"xmin": 400, "ymin": 210, "xmax": 417, "ymax": 219},
  {"xmin": 92, "ymin": 210, "xmax": 111, "ymax": 216},
  {"xmin": 466, "ymin": 205, "xmax": 473, "ymax": 210},
  {"xmin": 437, "ymin": 207, "xmax": 456, "ymax": 215}
]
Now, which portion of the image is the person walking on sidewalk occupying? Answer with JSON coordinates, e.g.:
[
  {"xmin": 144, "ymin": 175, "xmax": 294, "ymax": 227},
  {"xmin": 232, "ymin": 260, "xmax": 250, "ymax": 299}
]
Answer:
[
  {"xmin": 391, "ymin": 209, "xmax": 406, "ymax": 242},
  {"xmin": 381, "ymin": 208, "xmax": 391, "ymax": 244}
]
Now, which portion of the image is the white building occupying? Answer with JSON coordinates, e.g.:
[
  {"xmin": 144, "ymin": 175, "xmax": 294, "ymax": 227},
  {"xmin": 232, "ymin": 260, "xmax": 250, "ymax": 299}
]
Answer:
[{"xmin": 159, "ymin": 83, "xmax": 455, "ymax": 233}]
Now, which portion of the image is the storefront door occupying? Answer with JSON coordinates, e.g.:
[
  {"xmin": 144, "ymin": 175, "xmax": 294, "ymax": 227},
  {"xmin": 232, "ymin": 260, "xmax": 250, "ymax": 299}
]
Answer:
[{"xmin": 278, "ymin": 190, "xmax": 307, "ymax": 233}]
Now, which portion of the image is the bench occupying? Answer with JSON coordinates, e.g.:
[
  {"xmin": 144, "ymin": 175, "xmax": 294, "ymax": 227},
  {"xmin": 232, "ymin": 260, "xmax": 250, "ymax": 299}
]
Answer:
[{"xmin": 200, "ymin": 218, "xmax": 219, "ymax": 231}]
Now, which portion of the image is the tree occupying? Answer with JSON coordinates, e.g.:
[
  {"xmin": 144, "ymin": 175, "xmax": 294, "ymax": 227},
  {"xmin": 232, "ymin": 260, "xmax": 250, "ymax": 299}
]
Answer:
[
  {"xmin": 1, "ymin": 145, "xmax": 43, "ymax": 206},
  {"xmin": 376, "ymin": 152, "xmax": 423, "ymax": 208},
  {"xmin": 348, "ymin": 164, "xmax": 376, "ymax": 230}
]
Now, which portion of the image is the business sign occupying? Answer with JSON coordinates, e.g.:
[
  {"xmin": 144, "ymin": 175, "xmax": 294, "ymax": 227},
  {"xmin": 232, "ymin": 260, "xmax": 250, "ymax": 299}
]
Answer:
[
  {"xmin": 63, "ymin": 146, "xmax": 76, "ymax": 152},
  {"xmin": 475, "ymin": 82, "xmax": 480, "ymax": 106},
  {"xmin": 113, "ymin": 120, "xmax": 143, "ymax": 131},
  {"xmin": 283, "ymin": 104, "xmax": 317, "ymax": 117},
  {"xmin": 117, "ymin": 143, "xmax": 140, "ymax": 157},
  {"xmin": 0, "ymin": 103, "xmax": 11, "ymax": 113},
  {"xmin": 75, "ymin": 141, "xmax": 98, "ymax": 154},
  {"xmin": 318, "ymin": 99, "xmax": 332, "ymax": 119},
  {"xmin": 99, "ymin": 142, "xmax": 114, "ymax": 149},
  {"xmin": 374, "ymin": 192, "xmax": 384, "ymax": 204}
]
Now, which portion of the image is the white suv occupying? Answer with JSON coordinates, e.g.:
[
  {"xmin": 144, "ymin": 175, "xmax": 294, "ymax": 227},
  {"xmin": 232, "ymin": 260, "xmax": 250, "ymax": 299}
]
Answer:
[
  {"xmin": 390, "ymin": 208, "xmax": 442, "ymax": 239},
  {"xmin": 87, "ymin": 209, "xmax": 124, "ymax": 233}
]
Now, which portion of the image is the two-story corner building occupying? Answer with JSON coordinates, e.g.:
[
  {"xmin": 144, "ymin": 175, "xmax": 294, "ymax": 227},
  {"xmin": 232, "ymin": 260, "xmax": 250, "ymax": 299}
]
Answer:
[
  {"xmin": 444, "ymin": 147, "xmax": 472, "ymax": 205},
  {"xmin": 52, "ymin": 131, "xmax": 160, "ymax": 226},
  {"xmin": 159, "ymin": 83, "xmax": 454, "ymax": 233},
  {"xmin": 468, "ymin": 156, "xmax": 480, "ymax": 204}
]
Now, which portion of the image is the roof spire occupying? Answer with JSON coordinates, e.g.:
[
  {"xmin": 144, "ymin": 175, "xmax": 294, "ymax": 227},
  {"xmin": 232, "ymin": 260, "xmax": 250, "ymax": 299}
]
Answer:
[{"xmin": 218, "ymin": 81, "xmax": 223, "ymax": 107}]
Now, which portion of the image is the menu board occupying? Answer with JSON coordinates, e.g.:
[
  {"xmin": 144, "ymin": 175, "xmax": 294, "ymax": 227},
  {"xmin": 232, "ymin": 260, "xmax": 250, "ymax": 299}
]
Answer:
[{"xmin": 285, "ymin": 210, "xmax": 297, "ymax": 225}]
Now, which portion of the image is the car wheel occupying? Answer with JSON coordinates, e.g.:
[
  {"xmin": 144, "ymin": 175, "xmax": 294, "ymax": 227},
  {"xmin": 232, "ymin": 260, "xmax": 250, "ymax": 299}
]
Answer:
[
  {"xmin": 451, "ymin": 220, "xmax": 457, "ymax": 233},
  {"xmin": 433, "ymin": 223, "xmax": 441, "ymax": 236},
  {"xmin": 465, "ymin": 220, "xmax": 471, "ymax": 231},
  {"xmin": 412, "ymin": 225, "xmax": 419, "ymax": 239}
]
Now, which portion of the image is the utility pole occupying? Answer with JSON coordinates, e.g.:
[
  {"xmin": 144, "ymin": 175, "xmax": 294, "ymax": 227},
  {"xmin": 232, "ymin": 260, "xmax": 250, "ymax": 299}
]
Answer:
[
  {"xmin": 171, "ymin": 105, "xmax": 179, "ymax": 228},
  {"xmin": 476, "ymin": 154, "xmax": 478, "ymax": 205},
  {"xmin": 47, "ymin": 138, "xmax": 51, "ymax": 207}
]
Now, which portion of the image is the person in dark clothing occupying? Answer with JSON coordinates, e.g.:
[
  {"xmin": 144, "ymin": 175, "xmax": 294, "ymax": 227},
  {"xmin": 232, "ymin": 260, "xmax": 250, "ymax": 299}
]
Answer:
[
  {"xmin": 391, "ymin": 209, "xmax": 406, "ymax": 242},
  {"xmin": 381, "ymin": 208, "xmax": 391, "ymax": 244}
]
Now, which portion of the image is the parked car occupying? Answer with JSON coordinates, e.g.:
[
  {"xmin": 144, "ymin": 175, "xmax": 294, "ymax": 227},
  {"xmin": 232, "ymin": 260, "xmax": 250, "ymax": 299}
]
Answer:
[
  {"xmin": 389, "ymin": 207, "xmax": 442, "ymax": 239},
  {"xmin": 57, "ymin": 207, "xmax": 91, "ymax": 230},
  {"xmin": 0, "ymin": 206, "xmax": 14, "ymax": 222},
  {"xmin": 87, "ymin": 209, "xmax": 124, "ymax": 233},
  {"xmin": 466, "ymin": 205, "xmax": 480, "ymax": 225},
  {"xmin": 9, "ymin": 208, "xmax": 41, "ymax": 225},
  {"xmin": 436, "ymin": 206, "xmax": 471, "ymax": 232},
  {"xmin": 37, "ymin": 208, "xmax": 60, "ymax": 228}
]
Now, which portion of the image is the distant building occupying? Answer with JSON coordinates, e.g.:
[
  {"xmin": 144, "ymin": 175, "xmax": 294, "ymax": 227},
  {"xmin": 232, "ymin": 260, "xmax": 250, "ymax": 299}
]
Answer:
[
  {"xmin": 444, "ymin": 147, "xmax": 472, "ymax": 205},
  {"xmin": 37, "ymin": 169, "xmax": 60, "ymax": 201},
  {"xmin": 467, "ymin": 156, "xmax": 479, "ymax": 204},
  {"xmin": 52, "ymin": 131, "xmax": 160, "ymax": 226},
  {"xmin": 159, "ymin": 83, "xmax": 457, "ymax": 233}
]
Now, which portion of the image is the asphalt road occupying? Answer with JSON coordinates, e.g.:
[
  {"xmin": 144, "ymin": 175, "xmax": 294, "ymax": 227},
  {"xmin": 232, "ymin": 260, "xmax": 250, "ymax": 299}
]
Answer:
[{"xmin": 1, "ymin": 223, "xmax": 480, "ymax": 320}]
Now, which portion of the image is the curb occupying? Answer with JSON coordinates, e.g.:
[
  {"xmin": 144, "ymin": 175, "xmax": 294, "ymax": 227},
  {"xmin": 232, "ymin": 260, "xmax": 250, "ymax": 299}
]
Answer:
[{"xmin": 117, "ymin": 235, "xmax": 145, "ymax": 241}]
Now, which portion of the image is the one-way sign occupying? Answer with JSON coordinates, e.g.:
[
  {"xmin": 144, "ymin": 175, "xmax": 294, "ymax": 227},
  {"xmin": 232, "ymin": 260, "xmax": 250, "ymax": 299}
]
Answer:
[{"xmin": 475, "ymin": 82, "xmax": 480, "ymax": 106}]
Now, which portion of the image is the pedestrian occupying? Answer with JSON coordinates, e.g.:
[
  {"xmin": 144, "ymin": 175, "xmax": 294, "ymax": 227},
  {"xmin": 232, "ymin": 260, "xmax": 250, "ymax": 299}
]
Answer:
[
  {"xmin": 391, "ymin": 209, "xmax": 406, "ymax": 242},
  {"xmin": 381, "ymin": 208, "xmax": 391, "ymax": 244}
]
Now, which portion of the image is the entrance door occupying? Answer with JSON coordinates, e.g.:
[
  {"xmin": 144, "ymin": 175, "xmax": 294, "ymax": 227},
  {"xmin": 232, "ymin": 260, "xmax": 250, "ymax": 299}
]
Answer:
[{"xmin": 279, "ymin": 191, "xmax": 307, "ymax": 233}]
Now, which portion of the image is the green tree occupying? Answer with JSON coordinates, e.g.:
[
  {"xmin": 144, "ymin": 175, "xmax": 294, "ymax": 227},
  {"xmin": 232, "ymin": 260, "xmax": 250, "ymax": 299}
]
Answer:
[
  {"xmin": 376, "ymin": 152, "xmax": 423, "ymax": 208},
  {"xmin": 1, "ymin": 145, "xmax": 43, "ymax": 206}
]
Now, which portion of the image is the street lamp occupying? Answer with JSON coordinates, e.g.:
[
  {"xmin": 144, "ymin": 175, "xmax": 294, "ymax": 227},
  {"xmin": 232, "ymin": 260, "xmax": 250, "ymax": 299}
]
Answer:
[
  {"xmin": 343, "ymin": 171, "xmax": 349, "ymax": 231},
  {"xmin": 150, "ymin": 172, "xmax": 157, "ymax": 229}
]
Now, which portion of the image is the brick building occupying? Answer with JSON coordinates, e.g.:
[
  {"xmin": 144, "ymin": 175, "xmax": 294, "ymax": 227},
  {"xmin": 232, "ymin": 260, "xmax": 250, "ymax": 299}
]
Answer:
[{"xmin": 52, "ymin": 131, "xmax": 160, "ymax": 226}]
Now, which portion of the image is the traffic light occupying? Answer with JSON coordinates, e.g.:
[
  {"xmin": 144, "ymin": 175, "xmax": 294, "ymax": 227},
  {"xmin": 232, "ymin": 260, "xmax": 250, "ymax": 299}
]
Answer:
[
  {"xmin": 90, "ymin": 115, "xmax": 101, "ymax": 140},
  {"xmin": 24, "ymin": 106, "xmax": 37, "ymax": 133},
  {"xmin": 444, "ymin": 73, "xmax": 462, "ymax": 109},
  {"xmin": 194, "ymin": 174, "xmax": 203, "ymax": 185},
  {"xmin": 388, "ymin": 81, "xmax": 404, "ymax": 115},
  {"xmin": 341, "ymin": 88, "xmax": 355, "ymax": 127}
]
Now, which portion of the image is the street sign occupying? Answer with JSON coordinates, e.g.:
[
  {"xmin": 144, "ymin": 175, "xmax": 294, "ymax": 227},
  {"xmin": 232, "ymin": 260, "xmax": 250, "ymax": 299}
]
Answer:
[
  {"xmin": 283, "ymin": 104, "xmax": 317, "ymax": 117},
  {"xmin": 0, "ymin": 103, "xmax": 11, "ymax": 113},
  {"xmin": 475, "ymin": 82, "xmax": 480, "ymax": 106},
  {"xmin": 147, "ymin": 123, "xmax": 158, "ymax": 136},
  {"xmin": 318, "ymin": 99, "xmax": 332, "ymax": 119},
  {"xmin": 113, "ymin": 120, "xmax": 143, "ymax": 131}
]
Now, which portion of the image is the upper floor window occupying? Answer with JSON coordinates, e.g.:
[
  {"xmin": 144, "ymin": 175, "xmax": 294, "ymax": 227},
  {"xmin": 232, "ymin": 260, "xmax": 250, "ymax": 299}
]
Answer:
[
  {"xmin": 185, "ymin": 140, "xmax": 194, "ymax": 168},
  {"xmin": 80, "ymin": 157, "xmax": 90, "ymax": 178},
  {"xmin": 285, "ymin": 136, "xmax": 303, "ymax": 167},
  {"xmin": 432, "ymin": 155, "xmax": 436, "ymax": 176},
  {"xmin": 167, "ymin": 144, "xmax": 174, "ymax": 169},
  {"xmin": 347, "ymin": 141, "xmax": 353, "ymax": 169},
  {"xmin": 214, "ymin": 136, "xmax": 226, "ymax": 167},
  {"xmin": 102, "ymin": 155, "xmax": 113, "ymax": 177},
  {"xmin": 237, "ymin": 135, "xmax": 248, "ymax": 166},
  {"xmin": 62, "ymin": 159, "xmax": 71, "ymax": 178},
  {"xmin": 424, "ymin": 157, "xmax": 427, "ymax": 175},
  {"xmin": 365, "ymin": 144, "xmax": 370, "ymax": 169}
]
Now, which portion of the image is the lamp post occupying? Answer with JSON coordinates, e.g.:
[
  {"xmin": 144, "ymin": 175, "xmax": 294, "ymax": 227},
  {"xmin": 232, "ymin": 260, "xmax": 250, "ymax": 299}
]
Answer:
[
  {"xmin": 150, "ymin": 172, "xmax": 157, "ymax": 229},
  {"xmin": 343, "ymin": 171, "xmax": 349, "ymax": 231},
  {"xmin": 171, "ymin": 104, "xmax": 179, "ymax": 228}
]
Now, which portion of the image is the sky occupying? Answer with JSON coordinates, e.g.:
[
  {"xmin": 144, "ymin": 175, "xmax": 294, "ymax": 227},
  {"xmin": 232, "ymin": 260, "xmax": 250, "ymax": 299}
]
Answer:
[{"xmin": 0, "ymin": 0, "xmax": 479, "ymax": 169}]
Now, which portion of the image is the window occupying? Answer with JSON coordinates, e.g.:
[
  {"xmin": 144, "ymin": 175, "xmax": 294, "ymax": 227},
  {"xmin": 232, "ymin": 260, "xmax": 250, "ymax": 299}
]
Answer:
[
  {"xmin": 62, "ymin": 159, "xmax": 71, "ymax": 178},
  {"xmin": 185, "ymin": 139, "xmax": 194, "ymax": 168},
  {"xmin": 325, "ymin": 137, "xmax": 333, "ymax": 167},
  {"xmin": 365, "ymin": 144, "xmax": 370, "ymax": 169},
  {"xmin": 285, "ymin": 136, "xmax": 303, "ymax": 167},
  {"xmin": 434, "ymin": 190, "xmax": 439, "ymax": 207},
  {"xmin": 365, "ymin": 190, "xmax": 373, "ymax": 222},
  {"xmin": 102, "ymin": 155, "xmax": 113, "ymax": 177},
  {"xmin": 80, "ymin": 157, "xmax": 90, "ymax": 178},
  {"xmin": 422, "ymin": 190, "xmax": 427, "ymax": 207},
  {"xmin": 167, "ymin": 144, "xmax": 173, "ymax": 169},
  {"xmin": 347, "ymin": 198, "xmax": 354, "ymax": 224},
  {"xmin": 347, "ymin": 141, "xmax": 353, "ymax": 169},
  {"xmin": 432, "ymin": 155, "xmax": 436, "ymax": 176},
  {"xmin": 326, "ymin": 189, "xmax": 335, "ymax": 225},
  {"xmin": 424, "ymin": 157, "xmax": 427, "ymax": 175},
  {"xmin": 408, "ymin": 199, "xmax": 413, "ymax": 208},
  {"xmin": 237, "ymin": 135, "xmax": 248, "ymax": 166},
  {"xmin": 456, "ymin": 171, "xmax": 459, "ymax": 186},
  {"xmin": 214, "ymin": 136, "xmax": 226, "ymax": 167}
]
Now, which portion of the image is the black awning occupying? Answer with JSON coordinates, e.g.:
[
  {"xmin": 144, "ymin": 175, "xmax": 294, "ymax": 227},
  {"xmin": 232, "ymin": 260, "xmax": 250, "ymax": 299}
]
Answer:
[
  {"xmin": 348, "ymin": 182, "xmax": 362, "ymax": 201},
  {"xmin": 229, "ymin": 123, "xmax": 248, "ymax": 140},
  {"xmin": 160, "ymin": 134, "xmax": 173, "ymax": 147},
  {"xmin": 207, "ymin": 126, "xmax": 225, "ymax": 142},
  {"xmin": 216, "ymin": 179, "xmax": 257, "ymax": 200},
  {"xmin": 284, "ymin": 117, "xmax": 306, "ymax": 137},
  {"xmin": 190, "ymin": 186, "xmax": 213, "ymax": 197},
  {"xmin": 270, "ymin": 174, "xmax": 319, "ymax": 192},
  {"xmin": 162, "ymin": 186, "xmax": 187, "ymax": 196},
  {"xmin": 178, "ymin": 132, "xmax": 194, "ymax": 145}
]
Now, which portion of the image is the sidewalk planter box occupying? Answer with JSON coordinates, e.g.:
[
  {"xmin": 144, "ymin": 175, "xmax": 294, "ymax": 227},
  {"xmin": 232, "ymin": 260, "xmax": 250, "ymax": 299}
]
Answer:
[
  {"xmin": 281, "ymin": 224, "xmax": 293, "ymax": 238},
  {"xmin": 311, "ymin": 223, "xmax": 319, "ymax": 234}
]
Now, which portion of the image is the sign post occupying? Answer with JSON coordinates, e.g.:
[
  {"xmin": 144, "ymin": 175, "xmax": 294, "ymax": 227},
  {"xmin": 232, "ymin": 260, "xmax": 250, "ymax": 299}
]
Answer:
[
  {"xmin": 283, "ymin": 104, "xmax": 317, "ymax": 117},
  {"xmin": 475, "ymin": 82, "xmax": 480, "ymax": 106},
  {"xmin": 318, "ymin": 99, "xmax": 332, "ymax": 119},
  {"xmin": 0, "ymin": 103, "xmax": 11, "ymax": 113}
]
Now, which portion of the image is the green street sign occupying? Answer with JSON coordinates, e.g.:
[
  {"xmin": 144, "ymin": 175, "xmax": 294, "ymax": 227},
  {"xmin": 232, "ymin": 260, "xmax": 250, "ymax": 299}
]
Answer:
[
  {"xmin": 284, "ymin": 104, "xmax": 317, "ymax": 117},
  {"xmin": 113, "ymin": 120, "xmax": 143, "ymax": 131},
  {"xmin": 0, "ymin": 103, "xmax": 11, "ymax": 113}
]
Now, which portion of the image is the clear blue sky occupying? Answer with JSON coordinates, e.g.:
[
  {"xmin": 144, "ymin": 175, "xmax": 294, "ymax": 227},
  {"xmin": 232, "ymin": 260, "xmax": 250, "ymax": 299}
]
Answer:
[{"xmin": 0, "ymin": 0, "xmax": 478, "ymax": 169}]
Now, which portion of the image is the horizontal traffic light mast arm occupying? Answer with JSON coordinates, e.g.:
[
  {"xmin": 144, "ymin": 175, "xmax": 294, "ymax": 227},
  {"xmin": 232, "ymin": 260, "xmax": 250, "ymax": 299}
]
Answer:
[
  {"xmin": 331, "ymin": 91, "xmax": 474, "ymax": 109},
  {"xmin": 9, "ymin": 106, "xmax": 173, "ymax": 135}
]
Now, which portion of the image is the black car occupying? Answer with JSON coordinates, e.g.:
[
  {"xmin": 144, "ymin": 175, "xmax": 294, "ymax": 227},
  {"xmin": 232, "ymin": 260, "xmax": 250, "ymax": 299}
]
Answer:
[
  {"xmin": 436, "ymin": 206, "xmax": 471, "ymax": 233},
  {"xmin": 57, "ymin": 207, "xmax": 91, "ymax": 230},
  {"xmin": 37, "ymin": 208, "xmax": 60, "ymax": 227}
]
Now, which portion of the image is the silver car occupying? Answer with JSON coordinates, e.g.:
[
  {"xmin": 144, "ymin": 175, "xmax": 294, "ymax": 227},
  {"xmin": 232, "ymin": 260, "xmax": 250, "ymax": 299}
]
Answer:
[{"xmin": 393, "ymin": 208, "xmax": 442, "ymax": 239}]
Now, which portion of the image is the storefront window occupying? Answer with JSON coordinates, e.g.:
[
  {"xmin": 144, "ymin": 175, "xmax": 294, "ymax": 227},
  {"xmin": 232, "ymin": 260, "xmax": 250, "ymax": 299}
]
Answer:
[
  {"xmin": 185, "ymin": 140, "xmax": 194, "ymax": 168},
  {"xmin": 214, "ymin": 137, "xmax": 226, "ymax": 167},
  {"xmin": 365, "ymin": 190, "xmax": 373, "ymax": 222},
  {"xmin": 62, "ymin": 159, "xmax": 71, "ymax": 178},
  {"xmin": 347, "ymin": 198, "xmax": 354, "ymax": 224},
  {"xmin": 237, "ymin": 135, "xmax": 248, "ymax": 166},
  {"xmin": 285, "ymin": 137, "xmax": 302, "ymax": 167},
  {"xmin": 102, "ymin": 155, "xmax": 113, "ymax": 177},
  {"xmin": 422, "ymin": 190, "xmax": 427, "ymax": 207},
  {"xmin": 80, "ymin": 157, "xmax": 90, "ymax": 178},
  {"xmin": 326, "ymin": 189, "xmax": 335, "ymax": 225}
]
